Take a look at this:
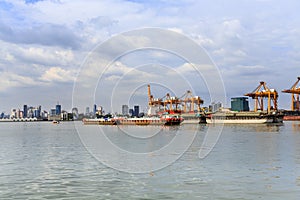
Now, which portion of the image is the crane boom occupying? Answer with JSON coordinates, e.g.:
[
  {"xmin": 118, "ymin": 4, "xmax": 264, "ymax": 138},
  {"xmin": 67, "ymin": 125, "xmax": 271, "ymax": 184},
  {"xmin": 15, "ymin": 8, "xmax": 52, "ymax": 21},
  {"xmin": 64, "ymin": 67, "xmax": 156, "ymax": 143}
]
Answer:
[
  {"xmin": 282, "ymin": 77, "xmax": 300, "ymax": 111},
  {"xmin": 245, "ymin": 81, "xmax": 278, "ymax": 113}
]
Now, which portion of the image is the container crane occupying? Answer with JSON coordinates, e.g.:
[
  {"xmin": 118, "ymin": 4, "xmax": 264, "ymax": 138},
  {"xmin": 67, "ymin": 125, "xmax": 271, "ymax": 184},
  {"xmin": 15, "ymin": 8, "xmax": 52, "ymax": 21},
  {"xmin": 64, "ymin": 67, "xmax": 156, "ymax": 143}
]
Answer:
[
  {"xmin": 181, "ymin": 90, "xmax": 204, "ymax": 113},
  {"xmin": 163, "ymin": 93, "xmax": 181, "ymax": 114},
  {"xmin": 147, "ymin": 84, "xmax": 163, "ymax": 107},
  {"xmin": 282, "ymin": 77, "xmax": 300, "ymax": 111},
  {"xmin": 147, "ymin": 84, "xmax": 204, "ymax": 115},
  {"xmin": 244, "ymin": 81, "xmax": 278, "ymax": 114}
]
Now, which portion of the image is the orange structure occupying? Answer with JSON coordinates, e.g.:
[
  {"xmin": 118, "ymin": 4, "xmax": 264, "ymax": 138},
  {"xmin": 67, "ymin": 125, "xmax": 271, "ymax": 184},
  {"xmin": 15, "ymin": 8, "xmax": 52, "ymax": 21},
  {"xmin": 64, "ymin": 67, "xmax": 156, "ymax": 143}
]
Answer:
[
  {"xmin": 181, "ymin": 90, "xmax": 204, "ymax": 113},
  {"xmin": 244, "ymin": 81, "xmax": 278, "ymax": 114},
  {"xmin": 147, "ymin": 84, "xmax": 163, "ymax": 107},
  {"xmin": 147, "ymin": 84, "xmax": 204, "ymax": 114},
  {"xmin": 163, "ymin": 93, "xmax": 181, "ymax": 113},
  {"xmin": 282, "ymin": 77, "xmax": 300, "ymax": 111}
]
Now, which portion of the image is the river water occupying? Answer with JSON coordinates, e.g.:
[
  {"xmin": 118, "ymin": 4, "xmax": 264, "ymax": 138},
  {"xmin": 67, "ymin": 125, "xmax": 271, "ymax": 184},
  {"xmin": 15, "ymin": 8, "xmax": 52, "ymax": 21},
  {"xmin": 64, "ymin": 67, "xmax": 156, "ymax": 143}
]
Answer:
[{"xmin": 0, "ymin": 121, "xmax": 300, "ymax": 199}]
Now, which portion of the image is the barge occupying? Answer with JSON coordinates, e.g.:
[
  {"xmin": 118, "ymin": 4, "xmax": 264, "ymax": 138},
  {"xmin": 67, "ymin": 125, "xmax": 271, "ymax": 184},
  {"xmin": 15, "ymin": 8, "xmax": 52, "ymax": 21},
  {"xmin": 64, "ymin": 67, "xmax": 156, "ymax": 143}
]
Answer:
[{"xmin": 205, "ymin": 111, "xmax": 283, "ymax": 124}]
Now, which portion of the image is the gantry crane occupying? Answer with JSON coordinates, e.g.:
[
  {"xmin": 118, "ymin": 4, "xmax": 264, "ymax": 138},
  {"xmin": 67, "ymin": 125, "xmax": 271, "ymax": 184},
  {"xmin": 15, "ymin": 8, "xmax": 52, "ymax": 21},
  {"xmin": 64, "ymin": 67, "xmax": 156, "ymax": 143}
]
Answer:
[
  {"xmin": 163, "ymin": 93, "xmax": 181, "ymax": 113},
  {"xmin": 282, "ymin": 77, "xmax": 300, "ymax": 111},
  {"xmin": 181, "ymin": 90, "xmax": 204, "ymax": 113},
  {"xmin": 147, "ymin": 84, "xmax": 163, "ymax": 107},
  {"xmin": 147, "ymin": 84, "xmax": 204, "ymax": 115},
  {"xmin": 244, "ymin": 81, "xmax": 278, "ymax": 114}
]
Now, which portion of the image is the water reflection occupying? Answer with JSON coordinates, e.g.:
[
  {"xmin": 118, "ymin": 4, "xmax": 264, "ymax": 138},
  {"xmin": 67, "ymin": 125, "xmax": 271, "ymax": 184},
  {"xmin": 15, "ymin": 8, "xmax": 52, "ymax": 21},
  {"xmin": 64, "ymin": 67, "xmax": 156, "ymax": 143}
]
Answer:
[
  {"xmin": 222, "ymin": 123, "xmax": 281, "ymax": 133},
  {"xmin": 291, "ymin": 121, "xmax": 300, "ymax": 133}
]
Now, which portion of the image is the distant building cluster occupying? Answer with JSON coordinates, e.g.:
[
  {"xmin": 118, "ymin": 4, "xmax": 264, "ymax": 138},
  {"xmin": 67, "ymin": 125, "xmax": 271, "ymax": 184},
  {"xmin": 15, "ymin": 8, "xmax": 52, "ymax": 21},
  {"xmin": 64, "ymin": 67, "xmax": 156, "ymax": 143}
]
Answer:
[
  {"xmin": 0, "ymin": 103, "xmax": 73, "ymax": 121},
  {"xmin": 209, "ymin": 102, "xmax": 222, "ymax": 113},
  {"xmin": 123, "ymin": 105, "xmax": 143, "ymax": 117},
  {"xmin": 1, "ymin": 102, "xmax": 146, "ymax": 121}
]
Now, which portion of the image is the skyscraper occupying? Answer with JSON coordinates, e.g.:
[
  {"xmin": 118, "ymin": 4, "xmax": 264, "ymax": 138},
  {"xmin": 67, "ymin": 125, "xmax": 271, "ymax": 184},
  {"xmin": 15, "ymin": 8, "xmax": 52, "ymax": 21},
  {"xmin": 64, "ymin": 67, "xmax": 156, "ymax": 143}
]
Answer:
[
  {"xmin": 209, "ymin": 102, "xmax": 222, "ymax": 113},
  {"xmin": 56, "ymin": 104, "xmax": 61, "ymax": 115},
  {"xmin": 93, "ymin": 104, "xmax": 97, "ymax": 115},
  {"xmin": 23, "ymin": 105, "xmax": 27, "ymax": 118},
  {"xmin": 86, "ymin": 107, "xmax": 90, "ymax": 115},
  {"xmin": 134, "ymin": 105, "xmax": 139, "ymax": 117},
  {"xmin": 122, "ymin": 105, "xmax": 129, "ymax": 116},
  {"xmin": 72, "ymin": 107, "xmax": 79, "ymax": 119},
  {"xmin": 129, "ymin": 109, "xmax": 134, "ymax": 117}
]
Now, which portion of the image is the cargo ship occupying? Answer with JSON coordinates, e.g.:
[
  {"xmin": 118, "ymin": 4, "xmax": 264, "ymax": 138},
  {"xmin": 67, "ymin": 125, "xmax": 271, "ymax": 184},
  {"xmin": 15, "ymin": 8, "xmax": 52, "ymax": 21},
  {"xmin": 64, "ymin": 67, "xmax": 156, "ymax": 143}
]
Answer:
[
  {"xmin": 283, "ymin": 110, "xmax": 300, "ymax": 121},
  {"xmin": 82, "ymin": 118, "xmax": 117, "ymax": 125},
  {"xmin": 116, "ymin": 115, "xmax": 183, "ymax": 126},
  {"xmin": 83, "ymin": 115, "xmax": 184, "ymax": 126},
  {"xmin": 179, "ymin": 113, "xmax": 206, "ymax": 124},
  {"xmin": 115, "ymin": 117, "xmax": 164, "ymax": 125},
  {"xmin": 204, "ymin": 111, "xmax": 283, "ymax": 124}
]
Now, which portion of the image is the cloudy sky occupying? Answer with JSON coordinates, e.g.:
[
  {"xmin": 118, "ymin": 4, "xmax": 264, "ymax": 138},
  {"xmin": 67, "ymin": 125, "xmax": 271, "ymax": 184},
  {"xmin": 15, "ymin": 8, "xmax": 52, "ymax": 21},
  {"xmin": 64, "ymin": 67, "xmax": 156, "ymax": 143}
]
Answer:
[{"xmin": 0, "ymin": 0, "xmax": 299, "ymax": 114}]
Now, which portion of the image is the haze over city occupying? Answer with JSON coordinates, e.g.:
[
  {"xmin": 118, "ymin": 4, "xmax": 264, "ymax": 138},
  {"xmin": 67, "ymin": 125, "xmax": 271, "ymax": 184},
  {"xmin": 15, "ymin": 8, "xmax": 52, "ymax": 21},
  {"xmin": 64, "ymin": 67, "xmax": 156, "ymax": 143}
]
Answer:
[{"xmin": 0, "ymin": 0, "xmax": 299, "ymax": 113}]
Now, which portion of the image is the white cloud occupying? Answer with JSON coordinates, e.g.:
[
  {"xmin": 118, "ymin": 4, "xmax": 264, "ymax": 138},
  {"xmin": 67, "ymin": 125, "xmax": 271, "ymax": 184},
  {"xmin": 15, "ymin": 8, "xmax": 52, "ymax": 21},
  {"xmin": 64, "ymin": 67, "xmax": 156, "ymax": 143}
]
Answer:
[
  {"xmin": 40, "ymin": 67, "xmax": 76, "ymax": 83},
  {"xmin": 18, "ymin": 47, "xmax": 75, "ymax": 65},
  {"xmin": 176, "ymin": 62, "xmax": 215, "ymax": 75},
  {"xmin": 0, "ymin": 71, "xmax": 36, "ymax": 92}
]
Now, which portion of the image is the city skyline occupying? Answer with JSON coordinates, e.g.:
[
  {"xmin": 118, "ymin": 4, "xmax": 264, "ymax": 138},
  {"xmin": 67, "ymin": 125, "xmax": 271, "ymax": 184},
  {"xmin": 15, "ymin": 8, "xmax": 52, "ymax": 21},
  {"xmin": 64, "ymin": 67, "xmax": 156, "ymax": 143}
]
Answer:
[{"xmin": 0, "ymin": 102, "xmax": 145, "ymax": 117}]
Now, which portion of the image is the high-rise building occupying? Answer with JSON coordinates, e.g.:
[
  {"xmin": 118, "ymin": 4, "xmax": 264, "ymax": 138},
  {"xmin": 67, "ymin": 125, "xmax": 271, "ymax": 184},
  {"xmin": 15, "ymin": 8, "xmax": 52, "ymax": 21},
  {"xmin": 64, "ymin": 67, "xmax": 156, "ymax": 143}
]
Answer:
[
  {"xmin": 72, "ymin": 107, "xmax": 79, "ymax": 119},
  {"xmin": 134, "ymin": 105, "xmax": 139, "ymax": 117},
  {"xmin": 231, "ymin": 97, "xmax": 249, "ymax": 112},
  {"xmin": 23, "ymin": 105, "xmax": 27, "ymax": 118},
  {"xmin": 34, "ymin": 105, "xmax": 42, "ymax": 118},
  {"xmin": 122, "ymin": 105, "xmax": 129, "ymax": 116},
  {"xmin": 86, "ymin": 107, "xmax": 90, "ymax": 115},
  {"xmin": 50, "ymin": 109, "xmax": 56, "ymax": 116},
  {"xmin": 129, "ymin": 109, "xmax": 134, "ymax": 117},
  {"xmin": 93, "ymin": 104, "xmax": 97, "ymax": 115},
  {"xmin": 34, "ymin": 109, "xmax": 41, "ymax": 118},
  {"xmin": 209, "ymin": 102, "xmax": 222, "ymax": 113},
  {"xmin": 56, "ymin": 104, "xmax": 61, "ymax": 115}
]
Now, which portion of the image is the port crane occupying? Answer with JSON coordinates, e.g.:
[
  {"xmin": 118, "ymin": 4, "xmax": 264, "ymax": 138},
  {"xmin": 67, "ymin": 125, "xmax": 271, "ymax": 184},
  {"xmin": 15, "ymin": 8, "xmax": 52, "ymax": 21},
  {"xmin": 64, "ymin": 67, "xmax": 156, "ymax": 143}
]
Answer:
[
  {"xmin": 164, "ymin": 93, "xmax": 181, "ymax": 113},
  {"xmin": 282, "ymin": 77, "xmax": 300, "ymax": 111},
  {"xmin": 244, "ymin": 81, "xmax": 278, "ymax": 114},
  {"xmin": 181, "ymin": 90, "xmax": 204, "ymax": 113},
  {"xmin": 147, "ymin": 84, "xmax": 164, "ymax": 107},
  {"xmin": 147, "ymin": 84, "xmax": 204, "ymax": 114}
]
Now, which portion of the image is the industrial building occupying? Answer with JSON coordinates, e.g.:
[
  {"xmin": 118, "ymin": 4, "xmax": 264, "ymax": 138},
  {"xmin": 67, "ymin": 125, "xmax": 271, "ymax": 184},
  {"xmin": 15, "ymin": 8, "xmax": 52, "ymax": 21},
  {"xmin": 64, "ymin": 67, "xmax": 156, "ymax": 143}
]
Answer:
[{"xmin": 231, "ymin": 97, "xmax": 250, "ymax": 112}]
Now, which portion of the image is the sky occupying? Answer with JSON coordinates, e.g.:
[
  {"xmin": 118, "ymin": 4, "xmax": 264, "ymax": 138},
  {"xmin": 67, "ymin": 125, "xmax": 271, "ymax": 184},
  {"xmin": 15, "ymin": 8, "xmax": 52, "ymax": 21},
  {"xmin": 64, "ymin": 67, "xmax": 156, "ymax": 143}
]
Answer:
[{"xmin": 0, "ymin": 0, "xmax": 299, "ymax": 114}]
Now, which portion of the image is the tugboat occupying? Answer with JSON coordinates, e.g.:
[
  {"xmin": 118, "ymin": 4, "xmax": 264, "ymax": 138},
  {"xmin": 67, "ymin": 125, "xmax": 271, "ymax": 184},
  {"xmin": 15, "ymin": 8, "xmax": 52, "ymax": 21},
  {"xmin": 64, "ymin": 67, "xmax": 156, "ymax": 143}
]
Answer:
[
  {"xmin": 52, "ymin": 120, "xmax": 60, "ymax": 124},
  {"xmin": 161, "ymin": 115, "xmax": 184, "ymax": 125}
]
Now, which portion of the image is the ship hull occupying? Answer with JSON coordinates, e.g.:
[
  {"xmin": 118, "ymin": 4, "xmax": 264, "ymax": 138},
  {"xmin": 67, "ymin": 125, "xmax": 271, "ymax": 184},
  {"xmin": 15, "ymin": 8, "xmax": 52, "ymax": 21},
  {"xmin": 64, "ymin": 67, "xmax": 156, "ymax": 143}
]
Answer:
[
  {"xmin": 83, "ymin": 118, "xmax": 117, "ymax": 125},
  {"xmin": 181, "ymin": 119, "xmax": 200, "ymax": 124},
  {"xmin": 116, "ymin": 118, "xmax": 165, "ymax": 125},
  {"xmin": 206, "ymin": 118, "xmax": 273, "ymax": 124},
  {"xmin": 283, "ymin": 111, "xmax": 300, "ymax": 121},
  {"xmin": 205, "ymin": 111, "xmax": 282, "ymax": 124},
  {"xmin": 116, "ymin": 115, "xmax": 183, "ymax": 126},
  {"xmin": 283, "ymin": 116, "xmax": 300, "ymax": 121}
]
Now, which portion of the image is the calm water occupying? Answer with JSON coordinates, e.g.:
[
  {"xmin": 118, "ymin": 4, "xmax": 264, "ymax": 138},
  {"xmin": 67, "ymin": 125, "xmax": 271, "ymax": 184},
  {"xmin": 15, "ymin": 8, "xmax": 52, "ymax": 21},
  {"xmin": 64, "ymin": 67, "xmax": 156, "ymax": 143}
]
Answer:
[{"xmin": 0, "ymin": 121, "xmax": 300, "ymax": 199}]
